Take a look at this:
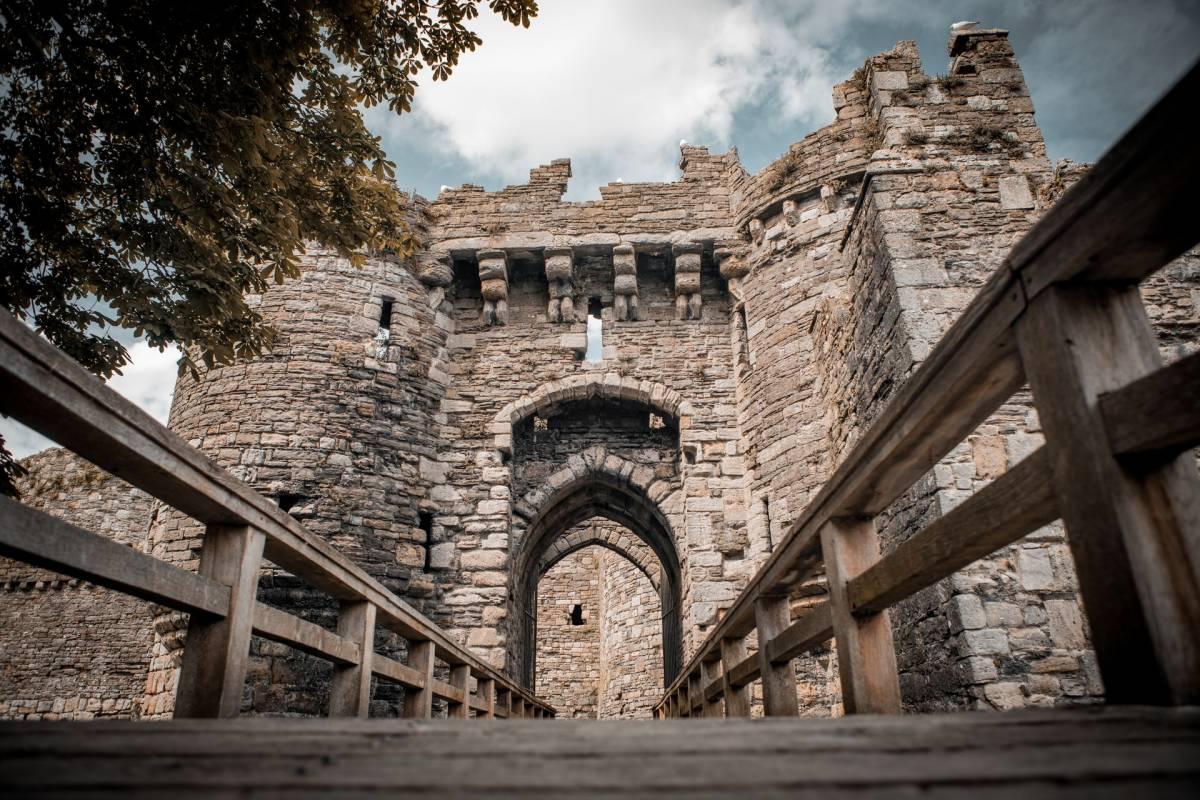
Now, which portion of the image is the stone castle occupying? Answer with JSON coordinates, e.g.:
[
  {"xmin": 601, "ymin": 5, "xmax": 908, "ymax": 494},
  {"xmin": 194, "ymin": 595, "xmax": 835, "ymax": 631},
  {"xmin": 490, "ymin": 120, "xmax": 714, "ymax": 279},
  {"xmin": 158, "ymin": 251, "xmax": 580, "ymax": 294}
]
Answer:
[{"xmin": 3, "ymin": 25, "xmax": 1197, "ymax": 721}]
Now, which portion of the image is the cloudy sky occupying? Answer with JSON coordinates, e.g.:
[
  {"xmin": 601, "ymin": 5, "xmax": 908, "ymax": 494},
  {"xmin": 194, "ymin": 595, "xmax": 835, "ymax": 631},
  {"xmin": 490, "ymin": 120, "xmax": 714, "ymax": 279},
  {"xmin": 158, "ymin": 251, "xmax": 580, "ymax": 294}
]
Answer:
[{"xmin": 4, "ymin": 0, "xmax": 1198, "ymax": 458}]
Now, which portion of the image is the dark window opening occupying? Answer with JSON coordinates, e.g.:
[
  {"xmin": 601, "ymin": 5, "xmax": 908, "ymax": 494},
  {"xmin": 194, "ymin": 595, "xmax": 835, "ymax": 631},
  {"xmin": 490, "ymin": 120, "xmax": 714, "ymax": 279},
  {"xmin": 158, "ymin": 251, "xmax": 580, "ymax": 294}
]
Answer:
[
  {"xmin": 763, "ymin": 497, "xmax": 773, "ymax": 551},
  {"xmin": 569, "ymin": 604, "xmax": 585, "ymax": 626},
  {"xmin": 737, "ymin": 304, "xmax": 752, "ymax": 367},
  {"xmin": 276, "ymin": 493, "xmax": 304, "ymax": 513},
  {"xmin": 378, "ymin": 297, "xmax": 394, "ymax": 333},
  {"xmin": 419, "ymin": 511, "xmax": 434, "ymax": 572}
]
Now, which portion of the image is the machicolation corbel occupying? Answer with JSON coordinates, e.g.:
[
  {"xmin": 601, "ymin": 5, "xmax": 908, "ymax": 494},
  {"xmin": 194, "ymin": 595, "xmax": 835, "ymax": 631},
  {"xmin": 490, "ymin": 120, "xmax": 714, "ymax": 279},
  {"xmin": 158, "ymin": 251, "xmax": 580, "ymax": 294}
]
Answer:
[
  {"xmin": 478, "ymin": 249, "xmax": 509, "ymax": 326},
  {"xmin": 612, "ymin": 244, "xmax": 640, "ymax": 321}
]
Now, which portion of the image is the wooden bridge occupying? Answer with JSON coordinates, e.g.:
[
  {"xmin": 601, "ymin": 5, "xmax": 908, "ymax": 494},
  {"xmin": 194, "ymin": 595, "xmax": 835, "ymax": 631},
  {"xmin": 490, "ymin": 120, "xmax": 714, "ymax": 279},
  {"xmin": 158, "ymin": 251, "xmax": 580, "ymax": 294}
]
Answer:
[{"xmin": 2, "ymin": 64, "xmax": 1200, "ymax": 797}]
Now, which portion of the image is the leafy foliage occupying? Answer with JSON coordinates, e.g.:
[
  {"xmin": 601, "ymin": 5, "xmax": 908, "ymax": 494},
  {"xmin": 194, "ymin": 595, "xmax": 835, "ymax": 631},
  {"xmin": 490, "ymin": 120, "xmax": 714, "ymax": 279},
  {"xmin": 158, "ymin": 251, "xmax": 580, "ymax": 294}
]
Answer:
[{"xmin": 0, "ymin": 0, "xmax": 537, "ymax": 493}]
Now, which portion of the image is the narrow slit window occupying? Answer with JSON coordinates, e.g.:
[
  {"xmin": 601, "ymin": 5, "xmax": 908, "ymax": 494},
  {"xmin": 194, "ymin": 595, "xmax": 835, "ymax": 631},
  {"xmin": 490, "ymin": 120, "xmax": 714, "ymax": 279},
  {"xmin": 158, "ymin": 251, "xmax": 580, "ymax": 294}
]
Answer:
[
  {"xmin": 569, "ymin": 604, "xmax": 585, "ymax": 626},
  {"xmin": 763, "ymin": 497, "xmax": 773, "ymax": 551},
  {"xmin": 585, "ymin": 297, "xmax": 602, "ymax": 362},
  {"xmin": 378, "ymin": 297, "xmax": 395, "ymax": 335},
  {"xmin": 419, "ymin": 511, "xmax": 434, "ymax": 572}
]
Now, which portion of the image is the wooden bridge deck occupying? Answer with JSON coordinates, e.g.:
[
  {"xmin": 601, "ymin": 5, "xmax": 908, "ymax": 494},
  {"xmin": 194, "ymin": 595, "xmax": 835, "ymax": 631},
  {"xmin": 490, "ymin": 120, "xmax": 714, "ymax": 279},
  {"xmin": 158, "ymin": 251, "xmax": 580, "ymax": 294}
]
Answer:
[{"xmin": 4, "ymin": 706, "xmax": 1198, "ymax": 798}]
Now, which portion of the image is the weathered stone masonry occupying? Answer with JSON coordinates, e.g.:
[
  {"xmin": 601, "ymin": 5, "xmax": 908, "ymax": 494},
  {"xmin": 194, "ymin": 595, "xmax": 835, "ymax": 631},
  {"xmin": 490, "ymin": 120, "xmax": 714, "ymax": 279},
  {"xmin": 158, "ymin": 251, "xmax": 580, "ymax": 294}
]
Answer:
[{"xmin": 3, "ymin": 25, "xmax": 1197, "ymax": 719}]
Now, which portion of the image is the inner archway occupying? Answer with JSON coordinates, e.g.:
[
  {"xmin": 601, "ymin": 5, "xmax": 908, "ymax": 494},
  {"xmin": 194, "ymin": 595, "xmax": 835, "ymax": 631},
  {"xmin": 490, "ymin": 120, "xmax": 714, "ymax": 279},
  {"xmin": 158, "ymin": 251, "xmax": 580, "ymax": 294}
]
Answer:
[{"xmin": 535, "ymin": 519, "xmax": 665, "ymax": 718}]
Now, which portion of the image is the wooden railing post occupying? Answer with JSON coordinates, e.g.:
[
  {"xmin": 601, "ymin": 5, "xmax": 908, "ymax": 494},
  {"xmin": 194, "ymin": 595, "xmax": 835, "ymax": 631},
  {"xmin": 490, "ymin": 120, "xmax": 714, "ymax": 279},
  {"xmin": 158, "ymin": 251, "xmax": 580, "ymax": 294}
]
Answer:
[
  {"xmin": 479, "ymin": 678, "xmax": 496, "ymax": 719},
  {"xmin": 175, "ymin": 524, "xmax": 265, "ymax": 718},
  {"xmin": 448, "ymin": 664, "xmax": 471, "ymax": 719},
  {"xmin": 687, "ymin": 672, "xmax": 701, "ymax": 718},
  {"xmin": 720, "ymin": 637, "xmax": 751, "ymax": 717},
  {"xmin": 755, "ymin": 596, "xmax": 799, "ymax": 716},
  {"xmin": 329, "ymin": 600, "xmax": 376, "ymax": 718},
  {"xmin": 821, "ymin": 517, "xmax": 901, "ymax": 714},
  {"xmin": 700, "ymin": 658, "xmax": 723, "ymax": 718},
  {"xmin": 1017, "ymin": 283, "xmax": 1200, "ymax": 704},
  {"xmin": 401, "ymin": 640, "xmax": 436, "ymax": 719},
  {"xmin": 496, "ymin": 687, "xmax": 511, "ymax": 719}
]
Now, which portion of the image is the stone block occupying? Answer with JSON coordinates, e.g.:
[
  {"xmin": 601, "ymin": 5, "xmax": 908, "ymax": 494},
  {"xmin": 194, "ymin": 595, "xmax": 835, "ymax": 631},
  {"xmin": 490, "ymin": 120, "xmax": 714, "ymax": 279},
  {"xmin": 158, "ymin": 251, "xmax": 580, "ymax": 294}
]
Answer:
[{"xmin": 998, "ymin": 175, "xmax": 1035, "ymax": 209}]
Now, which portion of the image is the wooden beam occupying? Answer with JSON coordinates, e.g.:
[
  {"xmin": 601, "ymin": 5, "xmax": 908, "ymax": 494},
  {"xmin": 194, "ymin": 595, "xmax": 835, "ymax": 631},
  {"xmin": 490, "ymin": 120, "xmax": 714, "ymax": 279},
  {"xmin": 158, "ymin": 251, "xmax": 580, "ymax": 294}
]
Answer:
[
  {"xmin": 174, "ymin": 525, "xmax": 265, "ymax": 719},
  {"xmin": 401, "ymin": 640, "xmax": 436, "ymax": 719},
  {"xmin": 0, "ymin": 496, "xmax": 228, "ymax": 618},
  {"xmin": 495, "ymin": 688, "xmax": 511, "ymax": 720},
  {"xmin": 371, "ymin": 654, "xmax": 426, "ymax": 690},
  {"xmin": 763, "ymin": 604, "xmax": 833, "ymax": 665},
  {"xmin": 478, "ymin": 678, "xmax": 496, "ymax": 719},
  {"xmin": 725, "ymin": 651, "xmax": 759, "ymax": 689},
  {"xmin": 1017, "ymin": 283, "xmax": 1200, "ymax": 705},
  {"xmin": 848, "ymin": 448, "xmax": 1059, "ymax": 615},
  {"xmin": 720, "ymin": 638, "xmax": 751, "ymax": 717},
  {"xmin": 328, "ymin": 601, "xmax": 376, "ymax": 718},
  {"xmin": 701, "ymin": 660, "xmax": 723, "ymax": 718},
  {"xmin": 252, "ymin": 604, "xmax": 358, "ymax": 666},
  {"xmin": 755, "ymin": 596, "xmax": 798, "ymax": 716},
  {"xmin": 447, "ymin": 665, "xmax": 471, "ymax": 719},
  {"xmin": 1099, "ymin": 350, "xmax": 1200, "ymax": 459},
  {"xmin": 822, "ymin": 518, "xmax": 901, "ymax": 715}
]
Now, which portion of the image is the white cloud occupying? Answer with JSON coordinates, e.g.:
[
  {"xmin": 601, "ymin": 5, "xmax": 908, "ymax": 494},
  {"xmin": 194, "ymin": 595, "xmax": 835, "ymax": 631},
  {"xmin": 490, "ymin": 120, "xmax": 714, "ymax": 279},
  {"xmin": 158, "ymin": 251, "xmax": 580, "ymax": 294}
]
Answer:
[
  {"xmin": 366, "ymin": 0, "xmax": 888, "ymax": 197},
  {"xmin": 1, "ymin": 341, "xmax": 179, "ymax": 460}
]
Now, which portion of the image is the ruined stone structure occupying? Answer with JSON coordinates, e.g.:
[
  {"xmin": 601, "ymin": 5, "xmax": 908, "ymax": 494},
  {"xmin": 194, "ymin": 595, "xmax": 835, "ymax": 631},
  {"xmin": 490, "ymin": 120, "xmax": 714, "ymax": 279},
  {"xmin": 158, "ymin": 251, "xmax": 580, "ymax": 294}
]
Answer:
[{"xmin": 3, "ymin": 26, "xmax": 1198, "ymax": 721}]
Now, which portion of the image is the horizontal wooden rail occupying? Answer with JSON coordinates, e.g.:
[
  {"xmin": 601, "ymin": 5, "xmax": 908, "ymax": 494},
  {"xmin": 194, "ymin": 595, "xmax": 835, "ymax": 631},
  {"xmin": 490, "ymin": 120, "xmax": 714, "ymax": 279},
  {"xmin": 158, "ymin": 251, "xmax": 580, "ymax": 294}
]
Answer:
[
  {"xmin": 659, "ymin": 61, "xmax": 1200, "ymax": 718},
  {"xmin": 0, "ymin": 307, "xmax": 553, "ymax": 718},
  {"xmin": 1099, "ymin": 350, "xmax": 1200, "ymax": 459},
  {"xmin": 848, "ymin": 448, "xmax": 1058, "ymax": 615}
]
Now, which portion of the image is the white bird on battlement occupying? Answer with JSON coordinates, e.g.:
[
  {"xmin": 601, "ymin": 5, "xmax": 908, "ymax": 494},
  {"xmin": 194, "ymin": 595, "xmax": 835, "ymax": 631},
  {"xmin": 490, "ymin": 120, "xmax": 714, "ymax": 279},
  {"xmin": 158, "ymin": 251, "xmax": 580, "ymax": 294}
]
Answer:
[{"xmin": 951, "ymin": 21, "xmax": 979, "ymax": 31}]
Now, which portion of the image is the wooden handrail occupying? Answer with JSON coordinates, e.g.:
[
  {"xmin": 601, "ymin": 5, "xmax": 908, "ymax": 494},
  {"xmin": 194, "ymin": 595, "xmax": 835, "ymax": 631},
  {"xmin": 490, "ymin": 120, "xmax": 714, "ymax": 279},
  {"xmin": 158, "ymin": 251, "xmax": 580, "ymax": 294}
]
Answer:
[
  {"xmin": 657, "ymin": 60, "xmax": 1200, "ymax": 717},
  {"xmin": 0, "ymin": 309, "xmax": 554, "ymax": 718}
]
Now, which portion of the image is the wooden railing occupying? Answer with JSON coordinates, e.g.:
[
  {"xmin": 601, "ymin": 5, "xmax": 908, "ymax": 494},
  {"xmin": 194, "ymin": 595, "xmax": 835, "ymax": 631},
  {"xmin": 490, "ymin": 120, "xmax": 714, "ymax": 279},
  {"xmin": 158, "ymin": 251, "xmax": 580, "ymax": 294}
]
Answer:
[
  {"xmin": 657, "ymin": 61, "xmax": 1200, "ymax": 718},
  {"xmin": 0, "ymin": 316, "xmax": 554, "ymax": 720}
]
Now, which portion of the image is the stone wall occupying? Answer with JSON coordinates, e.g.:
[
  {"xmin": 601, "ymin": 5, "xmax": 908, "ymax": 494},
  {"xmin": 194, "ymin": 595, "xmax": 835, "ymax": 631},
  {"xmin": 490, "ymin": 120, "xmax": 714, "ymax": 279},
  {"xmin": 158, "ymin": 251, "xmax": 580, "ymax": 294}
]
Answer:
[
  {"xmin": 535, "ymin": 547, "xmax": 601, "ymax": 718},
  {"xmin": 597, "ymin": 550, "xmax": 663, "ymax": 718},
  {"xmin": 0, "ymin": 449, "xmax": 156, "ymax": 719}
]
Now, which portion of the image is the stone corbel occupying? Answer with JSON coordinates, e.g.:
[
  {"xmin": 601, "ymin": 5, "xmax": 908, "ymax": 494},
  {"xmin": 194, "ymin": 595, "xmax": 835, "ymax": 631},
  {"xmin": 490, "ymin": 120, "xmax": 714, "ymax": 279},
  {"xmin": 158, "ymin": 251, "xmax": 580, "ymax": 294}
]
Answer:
[
  {"xmin": 612, "ymin": 244, "xmax": 639, "ymax": 321},
  {"xmin": 715, "ymin": 242, "xmax": 751, "ymax": 299},
  {"xmin": 417, "ymin": 250, "xmax": 453, "ymax": 288},
  {"xmin": 478, "ymin": 249, "xmax": 509, "ymax": 326},
  {"xmin": 544, "ymin": 247, "xmax": 575, "ymax": 323},
  {"xmin": 672, "ymin": 242, "xmax": 702, "ymax": 320}
]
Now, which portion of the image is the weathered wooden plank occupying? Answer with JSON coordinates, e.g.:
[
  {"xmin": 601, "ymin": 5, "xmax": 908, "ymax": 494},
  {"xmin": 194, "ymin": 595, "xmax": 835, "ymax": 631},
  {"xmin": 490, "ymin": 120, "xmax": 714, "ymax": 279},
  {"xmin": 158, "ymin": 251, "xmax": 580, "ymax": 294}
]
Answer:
[
  {"xmin": 329, "ymin": 601, "xmax": 376, "ymax": 718},
  {"xmin": 175, "ymin": 524, "xmax": 265, "ymax": 719},
  {"xmin": 0, "ymin": 496, "xmax": 228, "ymax": 618},
  {"xmin": 701, "ymin": 660, "xmax": 723, "ymax": 718},
  {"xmin": 822, "ymin": 518, "xmax": 901, "ymax": 715},
  {"xmin": 1017, "ymin": 283, "xmax": 1200, "ymax": 705},
  {"xmin": 495, "ymin": 688, "xmax": 511, "ymax": 720},
  {"xmin": 1011, "ymin": 62, "xmax": 1200, "ymax": 297},
  {"xmin": 1099, "ymin": 350, "xmax": 1200, "ymax": 459},
  {"xmin": 763, "ymin": 603, "xmax": 833, "ymax": 665},
  {"xmin": 755, "ymin": 596, "xmax": 799, "ymax": 716},
  {"xmin": 371, "ymin": 654, "xmax": 426, "ymax": 690},
  {"xmin": 720, "ymin": 638, "xmax": 751, "ymax": 717},
  {"xmin": 402, "ymin": 641, "xmax": 437, "ymax": 719},
  {"xmin": 847, "ymin": 447, "xmax": 1059, "ymax": 615},
  {"xmin": 252, "ymin": 604, "xmax": 358, "ymax": 667},
  {"xmin": 3, "ymin": 708, "xmax": 1199, "ymax": 795}
]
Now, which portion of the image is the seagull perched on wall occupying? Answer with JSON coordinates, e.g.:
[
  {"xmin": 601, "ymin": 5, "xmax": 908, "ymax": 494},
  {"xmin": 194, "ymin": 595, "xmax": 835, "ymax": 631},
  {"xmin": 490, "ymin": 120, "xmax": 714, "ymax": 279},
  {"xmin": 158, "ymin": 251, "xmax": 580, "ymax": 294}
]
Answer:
[{"xmin": 951, "ymin": 20, "xmax": 979, "ymax": 31}]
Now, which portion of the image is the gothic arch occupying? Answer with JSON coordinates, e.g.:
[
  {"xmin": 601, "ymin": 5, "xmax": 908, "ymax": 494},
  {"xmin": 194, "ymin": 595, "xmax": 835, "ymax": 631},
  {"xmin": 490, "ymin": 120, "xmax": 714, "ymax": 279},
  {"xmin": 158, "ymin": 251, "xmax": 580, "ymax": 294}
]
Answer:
[
  {"xmin": 537, "ymin": 524, "xmax": 661, "ymax": 591},
  {"xmin": 491, "ymin": 373, "xmax": 694, "ymax": 455},
  {"xmin": 509, "ymin": 448, "xmax": 684, "ymax": 690}
]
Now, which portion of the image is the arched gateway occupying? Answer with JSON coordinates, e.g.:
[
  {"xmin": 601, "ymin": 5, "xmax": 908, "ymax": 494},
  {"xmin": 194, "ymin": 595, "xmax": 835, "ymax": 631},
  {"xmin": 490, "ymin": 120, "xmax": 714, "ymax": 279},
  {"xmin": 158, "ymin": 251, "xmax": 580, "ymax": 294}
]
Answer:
[{"xmin": 509, "ymin": 447, "xmax": 685, "ymax": 691}]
